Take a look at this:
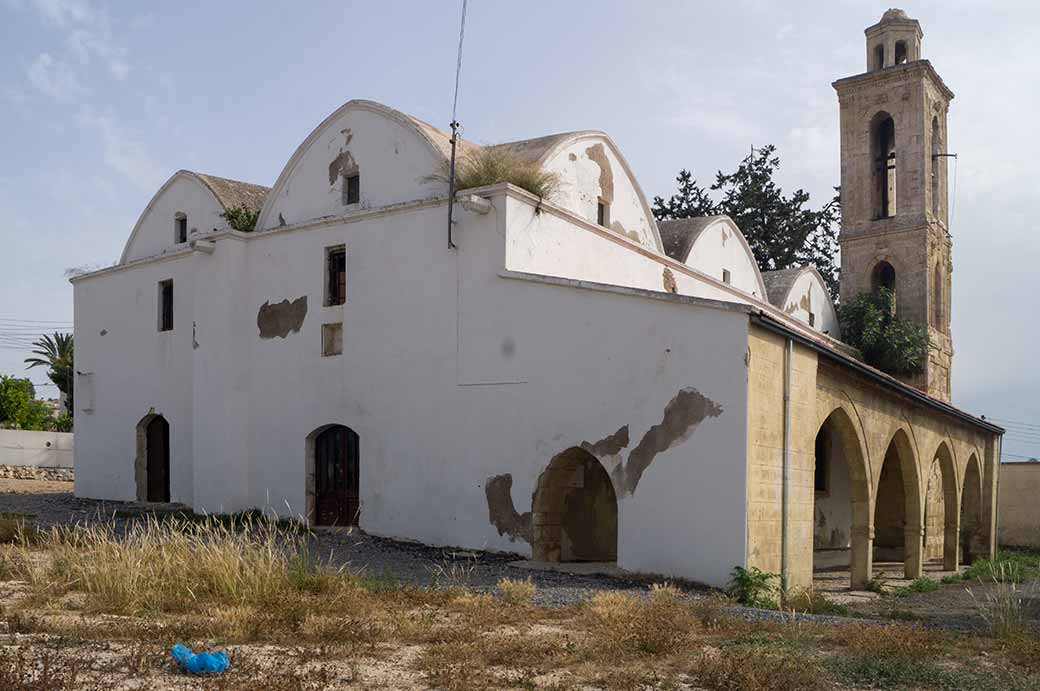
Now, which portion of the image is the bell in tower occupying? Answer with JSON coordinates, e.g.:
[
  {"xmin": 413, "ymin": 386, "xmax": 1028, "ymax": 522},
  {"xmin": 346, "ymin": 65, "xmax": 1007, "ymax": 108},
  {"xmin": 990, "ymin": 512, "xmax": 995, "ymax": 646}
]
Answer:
[{"xmin": 833, "ymin": 9, "xmax": 955, "ymax": 402}]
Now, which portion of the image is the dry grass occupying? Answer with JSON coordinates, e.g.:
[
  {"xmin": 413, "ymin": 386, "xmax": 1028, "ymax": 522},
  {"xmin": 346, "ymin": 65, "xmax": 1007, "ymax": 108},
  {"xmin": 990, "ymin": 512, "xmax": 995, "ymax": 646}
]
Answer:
[
  {"xmin": 432, "ymin": 146, "xmax": 561, "ymax": 200},
  {"xmin": 4, "ymin": 518, "xmax": 1040, "ymax": 690},
  {"xmin": 969, "ymin": 561, "xmax": 1036, "ymax": 639},
  {"xmin": 497, "ymin": 576, "xmax": 536, "ymax": 605}
]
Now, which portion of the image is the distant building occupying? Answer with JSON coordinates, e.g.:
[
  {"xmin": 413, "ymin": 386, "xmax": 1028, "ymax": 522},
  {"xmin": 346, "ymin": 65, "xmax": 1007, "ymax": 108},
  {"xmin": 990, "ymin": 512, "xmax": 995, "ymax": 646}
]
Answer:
[{"xmin": 71, "ymin": 10, "xmax": 1001, "ymax": 591}]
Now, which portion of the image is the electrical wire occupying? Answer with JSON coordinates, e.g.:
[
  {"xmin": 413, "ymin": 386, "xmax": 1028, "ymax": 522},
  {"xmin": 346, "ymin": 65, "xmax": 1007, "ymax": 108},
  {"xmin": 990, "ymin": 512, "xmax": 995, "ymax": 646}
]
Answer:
[{"xmin": 451, "ymin": 0, "xmax": 468, "ymax": 125}]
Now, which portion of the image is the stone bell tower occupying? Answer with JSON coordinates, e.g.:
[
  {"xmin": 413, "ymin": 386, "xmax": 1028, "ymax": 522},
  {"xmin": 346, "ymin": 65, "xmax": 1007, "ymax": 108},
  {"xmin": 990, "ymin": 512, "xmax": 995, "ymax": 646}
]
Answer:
[{"xmin": 833, "ymin": 9, "xmax": 954, "ymax": 401}]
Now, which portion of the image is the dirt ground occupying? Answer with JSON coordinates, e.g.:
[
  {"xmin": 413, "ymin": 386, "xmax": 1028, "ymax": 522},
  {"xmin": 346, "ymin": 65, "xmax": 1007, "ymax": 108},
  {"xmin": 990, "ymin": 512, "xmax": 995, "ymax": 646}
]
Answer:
[{"xmin": 3, "ymin": 478, "xmax": 1040, "ymax": 690}]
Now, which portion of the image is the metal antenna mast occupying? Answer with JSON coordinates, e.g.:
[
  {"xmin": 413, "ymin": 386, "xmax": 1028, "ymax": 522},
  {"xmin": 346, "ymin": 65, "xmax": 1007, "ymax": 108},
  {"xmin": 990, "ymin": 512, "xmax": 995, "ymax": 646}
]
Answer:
[{"xmin": 446, "ymin": 0, "xmax": 468, "ymax": 249}]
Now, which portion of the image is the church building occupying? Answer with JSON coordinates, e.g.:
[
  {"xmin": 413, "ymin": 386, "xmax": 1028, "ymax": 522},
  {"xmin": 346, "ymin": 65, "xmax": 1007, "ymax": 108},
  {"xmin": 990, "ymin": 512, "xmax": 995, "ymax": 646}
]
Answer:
[{"xmin": 71, "ymin": 10, "xmax": 1001, "ymax": 591}]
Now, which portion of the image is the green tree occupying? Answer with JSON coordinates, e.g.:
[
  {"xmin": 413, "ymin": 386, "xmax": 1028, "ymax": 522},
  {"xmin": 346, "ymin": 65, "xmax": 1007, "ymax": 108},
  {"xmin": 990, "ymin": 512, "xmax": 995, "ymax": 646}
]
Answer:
[
  {"xmin": 837, "ymin": 288, "xmax": 928, "ymax": 376},
  {"xmin": 0, "ymin": 375, "xmax": 51, "ymax": 430},
  {"xmin": 24, "ymin": 332, "xmax": 74, "ymax": 416},
  {"xmin": 653, "ymin": 145, "xmax": 841, "ymax": 300}
]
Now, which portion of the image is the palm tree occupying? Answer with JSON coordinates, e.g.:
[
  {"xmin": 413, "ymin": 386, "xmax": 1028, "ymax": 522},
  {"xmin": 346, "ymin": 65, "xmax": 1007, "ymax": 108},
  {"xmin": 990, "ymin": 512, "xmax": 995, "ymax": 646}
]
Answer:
[{"xmin": 24, "ymin": 332, "xmax": 74, "ymax": 416}]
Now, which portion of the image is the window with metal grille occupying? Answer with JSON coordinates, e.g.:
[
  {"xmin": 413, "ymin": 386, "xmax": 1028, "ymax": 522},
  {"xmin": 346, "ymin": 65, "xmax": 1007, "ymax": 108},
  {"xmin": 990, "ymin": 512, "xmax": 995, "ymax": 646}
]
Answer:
[
  {"xmin": 345, "ymin": 174, "xmax": 360, "ymax": 205},
  {"xmin": 326, "ymin": 246, "xmax": 346, "ymax": 306},
  {"xmin": 158, "ymin": 279, "xmax": 173, "ymax": 332}
]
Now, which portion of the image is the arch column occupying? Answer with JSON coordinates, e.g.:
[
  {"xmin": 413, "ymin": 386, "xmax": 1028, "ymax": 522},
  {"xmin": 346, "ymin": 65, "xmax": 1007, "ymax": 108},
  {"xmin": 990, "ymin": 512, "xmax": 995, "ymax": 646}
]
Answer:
[
  {"xmin": 903, "ymin": 523, "xmax": 924, "ymax": 579},
  {"xmin": 850, "ymin": 523, "xmax": 873, "ymax": 589},
  {"xmin": 943, "ymin": 515, "xmax": 960, "ymax": 572}
]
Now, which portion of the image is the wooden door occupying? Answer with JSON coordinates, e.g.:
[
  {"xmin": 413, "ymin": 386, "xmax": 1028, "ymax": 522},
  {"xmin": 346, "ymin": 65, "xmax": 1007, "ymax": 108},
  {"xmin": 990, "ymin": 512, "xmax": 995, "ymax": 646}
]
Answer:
[
  {"xmin": 315, "ymin": 426, "xmax": 359, "ymax": 526},
  {"xmin": 146, "ymin": 416, "xmax": 170, "ymax": 502}
]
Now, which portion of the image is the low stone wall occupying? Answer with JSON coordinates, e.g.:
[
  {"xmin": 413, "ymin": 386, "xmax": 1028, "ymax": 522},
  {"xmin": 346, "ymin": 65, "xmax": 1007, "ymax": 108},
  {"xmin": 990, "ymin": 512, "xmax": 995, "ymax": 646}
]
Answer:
[
  {"xmin": 0, "ymin": 464, "xmax": 74, "ymax": 482},
  {"xmin": 998, "ymin": 462, "xmax": 1040, "ymax": 549}
]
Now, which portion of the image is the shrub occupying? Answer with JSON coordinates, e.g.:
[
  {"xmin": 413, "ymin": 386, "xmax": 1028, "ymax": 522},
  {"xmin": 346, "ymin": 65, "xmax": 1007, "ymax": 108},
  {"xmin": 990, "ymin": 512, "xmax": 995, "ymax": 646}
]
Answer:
[
  {"xmin": 727, "ymin": 566, "xmax": 778, "ymax": 608},
  {"xmin": 222, "ymin": 205, "xmax": 259, "ymax": 232},
  {"xmin": 433, "ymin": 146, "xmax": 561, "ymax": 200},
  {"xmin": 894, "ymin": 577, "xmax": 940, "ymax": 597},
  {"xmin": 838, "ymin": 288, "xmax": 928, "ymax": 376}
]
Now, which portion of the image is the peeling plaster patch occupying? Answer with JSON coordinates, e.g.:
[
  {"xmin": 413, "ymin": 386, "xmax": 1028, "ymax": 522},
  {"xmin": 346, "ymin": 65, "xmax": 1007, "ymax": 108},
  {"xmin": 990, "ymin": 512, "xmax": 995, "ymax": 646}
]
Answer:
[
  {"xmin": 485, "ymin": 474, "xmax": 531, "ymax": 543},
  {"xmin": 662, "ymin": 268, "xmax": 678, "ymax": 294},
  {"xmin": 612, "ymin": 387, "xmax": 723, "ymax": 496},
  {"xmin": 568, "ymin": 153, "xmax": 577, "ymax": 161},
  {"xmin": 581, "ymin": 425, "xmax": 630, "ymax": 458},
  {"xmin": 99, "ymin": 329, "xmax": 107, "ymax": 336},
  {"xmin": 257, "ymin": 296, "xmax": 308, "ymax": 339},
  {"xmin": 611, "ymin": 220, "xmax": 641, "ymax": 244},
  {"xmin": 328, "ymin": 149, "xmax": 358, "ymax": 187},
  {"xmin": 585, "ymin": 143, "xmax": 614, "ymax": 202}
]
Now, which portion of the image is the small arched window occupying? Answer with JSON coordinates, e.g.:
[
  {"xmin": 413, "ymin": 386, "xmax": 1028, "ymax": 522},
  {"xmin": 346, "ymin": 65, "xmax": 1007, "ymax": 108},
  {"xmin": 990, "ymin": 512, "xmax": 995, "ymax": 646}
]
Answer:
[
  {"xmin": 894, "ymin": 41, "xmax": 908, "ymax": 65},
  {"xmin": 871, "ymin": 261, "xmax": 896, "ymax": 300},
  {"xmin": 871, "ymin": 113, "xmax": 897, "ymax": 219},
  {"xmin": 174, "ymin": 212, "xmax": 187, "ymax": 244},
  {"xmin": 874, "ymin": 44, "xmax": 885, "ymax": 70}
]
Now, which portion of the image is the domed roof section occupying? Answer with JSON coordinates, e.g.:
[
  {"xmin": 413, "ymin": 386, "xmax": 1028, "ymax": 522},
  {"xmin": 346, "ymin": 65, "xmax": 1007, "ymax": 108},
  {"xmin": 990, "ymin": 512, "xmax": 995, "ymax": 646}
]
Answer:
[
  {"xmin": 882, "ymin": 8, "xmax": 909, "ymax": 21},
  {"xmin": 120, "ymin": 170, "xmax": 269, "ymax": 263},
  {"xmin": 657, "ymin": 215, "xmax": 767, "ymax": 300},
  {"xmin": 492, "ymin": 131, "xmax": 662, "ymax": 251},
  {"xmin": 761, "ymin": 265, "xmax": 839, "ymax": 335},
  {"xmin": 255, "ymin": 99, "xmax": 478, "ymax": 231}
]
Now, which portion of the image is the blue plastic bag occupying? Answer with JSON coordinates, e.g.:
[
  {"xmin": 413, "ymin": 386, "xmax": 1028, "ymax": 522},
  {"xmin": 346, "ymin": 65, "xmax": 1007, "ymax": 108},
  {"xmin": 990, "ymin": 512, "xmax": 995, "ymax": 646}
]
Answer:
[{"xmin": 171, "ymin": 643, "xmax": 229, "ymax": 675}]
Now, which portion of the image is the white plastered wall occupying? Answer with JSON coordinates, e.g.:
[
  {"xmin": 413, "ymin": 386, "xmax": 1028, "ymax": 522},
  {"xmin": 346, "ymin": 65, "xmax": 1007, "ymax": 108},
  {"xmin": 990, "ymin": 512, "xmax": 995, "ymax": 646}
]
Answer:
[{"xmin": 72, "ymin": 252, "xmax": 196, "ymax": 504}]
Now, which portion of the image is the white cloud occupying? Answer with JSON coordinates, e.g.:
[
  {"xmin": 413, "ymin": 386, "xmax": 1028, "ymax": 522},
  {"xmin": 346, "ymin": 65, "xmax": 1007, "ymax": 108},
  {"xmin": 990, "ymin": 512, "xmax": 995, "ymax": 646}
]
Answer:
[
  {"xmin": 25, "ymin": 52, "xmax": 83, "ymax": 100},
  {"xmin": 78, "ymin": 109, "xmax": 165, "ymax": 191}
]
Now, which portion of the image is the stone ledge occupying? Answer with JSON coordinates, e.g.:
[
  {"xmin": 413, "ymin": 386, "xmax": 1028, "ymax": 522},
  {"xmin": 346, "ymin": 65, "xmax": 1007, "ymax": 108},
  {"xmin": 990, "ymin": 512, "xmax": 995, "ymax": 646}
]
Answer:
[{"xmin": 0, "ymin": 465, "xmax": 74, "ymax": 482}]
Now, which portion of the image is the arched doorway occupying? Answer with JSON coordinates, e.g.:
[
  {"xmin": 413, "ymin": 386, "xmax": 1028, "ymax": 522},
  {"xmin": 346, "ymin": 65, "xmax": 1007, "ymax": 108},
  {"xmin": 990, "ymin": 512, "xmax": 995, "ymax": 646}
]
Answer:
[
  {"xmin": 960, "ymin": 455, "xmax": 983, "ymax": 565},
  {"xmin": 873, "ymin": 429, "xmax": 923, "ymax": 579},
  {"xmin": 531, "ymin": 447, "xmax": 617, "ymax": 563},
  {"xmin": 135, "ymin": 412, "xmax": 170, "ymax": 502},
  {"xmin": 309, "ymin": 425, "xmax": 360, "ymax": 527},
  {"xmin": 812, "ymin": 408, "xmax": 872, "ymax": 589},
  {"xmin": 922, "ymin": 442, "xmax": 958, "ymax": 571}
]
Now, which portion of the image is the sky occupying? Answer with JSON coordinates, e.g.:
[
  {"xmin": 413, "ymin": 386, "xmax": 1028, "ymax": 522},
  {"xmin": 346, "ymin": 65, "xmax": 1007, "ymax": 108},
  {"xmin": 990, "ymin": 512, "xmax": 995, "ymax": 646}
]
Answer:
[{"xmin": 0, "ymin": 0, "xmax": 1037, "ymax": 458}]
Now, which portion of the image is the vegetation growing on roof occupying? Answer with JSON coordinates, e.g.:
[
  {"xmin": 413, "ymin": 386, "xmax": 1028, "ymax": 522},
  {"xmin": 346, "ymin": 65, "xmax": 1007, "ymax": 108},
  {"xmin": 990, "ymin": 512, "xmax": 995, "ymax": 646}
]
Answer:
[
  {"xmin": 221, "ymin": 205, "xmax": 260, "ymax": 233},
  {"xmin": 838, "ymin": 288, "xmax": 928, "ymax": 376},
  {"xmin": 433, "ymin": 147, "xmax": 561, "ymax": 201}
]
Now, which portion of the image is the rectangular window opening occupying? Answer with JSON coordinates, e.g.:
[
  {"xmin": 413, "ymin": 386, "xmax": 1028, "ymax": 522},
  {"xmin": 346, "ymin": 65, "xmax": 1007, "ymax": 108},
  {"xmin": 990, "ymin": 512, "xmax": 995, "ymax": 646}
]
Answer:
[
  {"xmin": 325, "ymin": 246, "xmax": 346, "ymax": 306},
  {"xmin": 345, "ymin": 174, "xmax": 360, "ymax": 205},
  {"xmin": 158, "ymin": 279, "xmax": 174, "ymax": 332},
  {"xmin": 596, "ymin": 199, "xmax": 610, "ymax": 227},
  {"xmin": 808, "ymin": 312, "xmax": 816, "ymax": 327},
  {"xmin": 175, "ymin": 216, "xmax": 187, "ymax": 244},
  {"xmin": 322, "ymin": 322, "xmax": 343, "ymax": 357},
  {"xmin": 722, "ymin": 269, "xmax": 731, "ymax": 284}
]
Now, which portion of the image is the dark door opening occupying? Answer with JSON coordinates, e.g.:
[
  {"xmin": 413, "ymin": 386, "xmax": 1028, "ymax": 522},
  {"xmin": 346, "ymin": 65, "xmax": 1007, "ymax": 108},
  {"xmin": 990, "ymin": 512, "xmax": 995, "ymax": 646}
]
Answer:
[
  {"xmin": 146, "ymin": 415, "xmax": 170, "ymax": 502},
  {"xmin": 315, "ymin": 425, "xmax": 360, "ymax": 526}
]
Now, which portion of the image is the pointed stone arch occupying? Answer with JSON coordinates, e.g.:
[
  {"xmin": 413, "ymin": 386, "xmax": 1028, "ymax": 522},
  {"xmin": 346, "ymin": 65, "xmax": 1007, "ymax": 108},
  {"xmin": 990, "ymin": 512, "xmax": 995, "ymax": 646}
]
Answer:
[
  {"xmin": 134, "ymin": 409, "xmax": 170, "ymax": 502},
  {"xmin": 961, "ymin": 453, "xmax": 984, "ymax": 564},
  {"xmin": 923, "ymin": 440, "xmax": 959, "ymax": 570},
  {"xmin": 813, "ymin": 404, "xmax": 873, "ymax": 588},
  {"xmin": 873, "ymin": 427, "xmax": 924, "ymax": 579}
]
